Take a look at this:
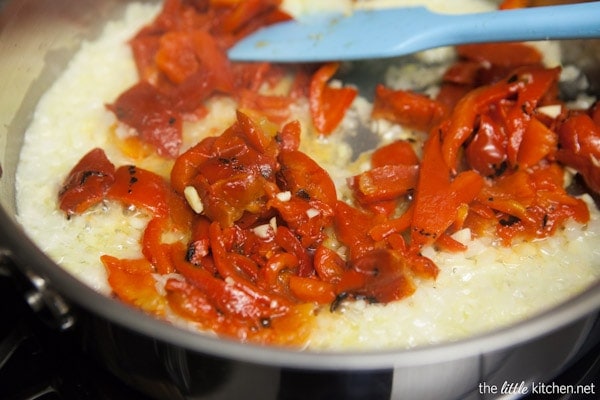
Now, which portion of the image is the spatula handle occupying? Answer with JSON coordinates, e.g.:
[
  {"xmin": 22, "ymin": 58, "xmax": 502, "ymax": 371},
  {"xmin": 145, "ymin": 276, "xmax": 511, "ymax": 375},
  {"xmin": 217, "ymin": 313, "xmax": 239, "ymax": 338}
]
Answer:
[{"xmin": 442, "ymin": 2, "xmax": 600, "ymax": 46}]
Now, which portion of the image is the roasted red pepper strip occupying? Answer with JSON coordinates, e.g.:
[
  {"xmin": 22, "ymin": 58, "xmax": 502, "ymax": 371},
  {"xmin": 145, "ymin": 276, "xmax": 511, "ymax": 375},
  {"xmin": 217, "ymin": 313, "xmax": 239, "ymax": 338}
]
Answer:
[
  {"xmin": 165, "ymin": 274, "xmax": 313, "ymax": 346},
  {"xmin": 155, "ymin": 31, "xmax": 201, "ymax": 85},
  {"xmin": 277, "ymin": 120, "xmax": 301, "ymax": 152},
  {"xmin": 274, "ymin": 225, "xmax": 313, "ymax": 278},
  {"xmin": 118, "ymin": 0, "xmax": 292, "ymax": 158},
  {"xmin": 465, "ymin": 114, "xmax": 508, "ymax": 177},
  {"xmin": 172, "ymin": 111, "xmax": 280, "ymax": 226},
  {"xmin": 142, "ymin": 217, "xmax": 176, "ymax": 274},
  {"xmin": 164, "ymin": 278, "xmax": 222, "ymax": 326},
  {"xmin": 170, "ymin": 241, "xmax": 290, "ymax": 322},
  {"xmin": 313, "ymin": 245, "xmax": 346, "ymax": 284},
  {"xmin": 334, "ymin": 201, "xmax": 385, "ymax": 260},
  {"xmin": 502, "ymin": 66, "xmax": 561, "ymax": 167},
  {"xmin": 186, "ymin": 216, "xmax": 212, "ymax": 266},
  {"xmin": 517, "ymin": 115, "xmax": 558, "ymax": 169},
  {"xmin": 372, "ymin": 84, "xmax": 447, "ymax": 132},
  {"xmin": 106, "ymin": 165, "xmax": 170, "ymax": 217},
  {"xmin": 288, "ymin": 276, "xmax": 336, "ymax": 304},
  {"xmin": 441, "ymin": 77, "xmax": 520, "ymax": 172},
  {"xmin": 192, "ymin": 172, "xmax": 269, "ymax": 227},
  {"xmin": 170, "ymin": 136, "xmax": 216, "ymax": 194},
  {"xmin": 269, "ymin": 195, "xmax": 334, "ymax": 249},
  {"xmin": 272, "ymin": 150, "xmax": 337, "ymax": 248},
  {"xmin": 464, "ymin": 113, "xmax": 508, "ymax": 177},
  {"xmin": 106, "ymin": 81, "xmax": 182, "ymax": 158},
  {"xmin": 309, "ymin": 62, "xmax": 357, "ymax": 134},
  {"xmin": 498, "ymin": 0, "xmax": 528, "ymax": 9},
  {"xmin": 411, "ymin": 129, "xmax": 484, "ymax": 249},
  {"xmin": 217, "ymin": 0, "xmax": 282, "ymax": 35},
  {"xmin": 156, "ymin": 30, "xmax": 233, "ymax": 93},
  {"xmin": 235, "ymin": 109, "xmax": 279, "ymax": 157},
  {"xmin": 556, "ymin": 113, "xmax": 600, "ymax": 193},
  {"xmin": 350, "ymin": 249, "xmax": 415, "ymax": 304},
  {"xmin": 58, "ymin": 148, "xmax": 115, "ymax": 216},
  {"xmin": 371, "ymin": 140, "xmax": 419, "ymax": 167},
  {"xmin": 442, "ymin": 60, "xmax": 482, "ymax": 86},
  {"xmin": 368, "ymin": 204, "xmax": 414, "ymax": 242},
  {"xmin": 261, "ymin": 252, "xmax": 298, "ymax": 295},
  {"xmin": 349, "ymin": 164, "xmax": 419, "ymax": 205},
  {"xmin": 411, "ymin": 129, "xmax": 456, "ymax": 248},
  {"xmin": 215, "ymin": 0, "xmax": 292, "ymax": 48},
  {"xmin": 476, "ymin": 164, "xmax": 590, "ymax": 244},
  {"xmin": 101, "ymin": 255, "xmax": 166, "ymax": 315},
  {"xmin": 278, "ymin": 150, "xmax": 337, "ymax": 208},
  {"xmin": 456, "ymin": 42, "xmax": 542, "ymax": 70}
]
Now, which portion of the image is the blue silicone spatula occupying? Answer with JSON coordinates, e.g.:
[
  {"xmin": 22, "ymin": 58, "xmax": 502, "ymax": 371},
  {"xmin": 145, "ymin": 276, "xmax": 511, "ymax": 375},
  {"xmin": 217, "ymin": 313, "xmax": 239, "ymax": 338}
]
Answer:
[{"xmin": 228, "ymin": 2, "xmax": 600, "ymax": 62}]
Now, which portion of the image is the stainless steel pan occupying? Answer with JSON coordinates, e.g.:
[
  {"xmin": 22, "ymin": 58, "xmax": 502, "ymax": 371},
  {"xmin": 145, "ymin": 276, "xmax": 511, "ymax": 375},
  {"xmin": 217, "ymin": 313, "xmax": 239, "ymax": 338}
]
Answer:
[{"xmin": 1, "ymin": 1, "xmax": 599, "ymax": 399}]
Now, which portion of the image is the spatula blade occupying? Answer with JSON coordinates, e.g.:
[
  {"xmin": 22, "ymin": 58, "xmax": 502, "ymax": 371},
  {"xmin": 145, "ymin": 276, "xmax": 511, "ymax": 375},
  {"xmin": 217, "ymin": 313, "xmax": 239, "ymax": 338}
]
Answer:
[
  {"xmin": 228, "ymin": 3, "xmax": 600, "ymax": 63},
  {"xmin": 228, "ymin": 7, "xmax": 439, "ymax": 62}
]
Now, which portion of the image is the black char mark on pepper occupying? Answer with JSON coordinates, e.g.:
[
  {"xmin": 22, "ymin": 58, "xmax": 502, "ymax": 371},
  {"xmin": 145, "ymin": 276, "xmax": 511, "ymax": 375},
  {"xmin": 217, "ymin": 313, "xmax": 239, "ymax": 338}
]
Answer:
[{"xmin": 127, "ymin": 165, "xmax": 138, "ymax": 194}]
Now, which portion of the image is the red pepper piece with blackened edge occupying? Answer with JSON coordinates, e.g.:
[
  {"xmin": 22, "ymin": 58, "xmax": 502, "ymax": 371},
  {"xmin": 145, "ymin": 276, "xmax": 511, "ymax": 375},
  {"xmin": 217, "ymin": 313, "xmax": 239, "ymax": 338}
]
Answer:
[
  {"xmin": 274, "ymin": 225, "xmax": 313, "ymax": 278},
  {"xmin": 277, "ymin": 150, "xmax": 337, "ymax": 209},
  {"xmin": 441, "ymin": 63, "xmax": 559, "ymax": 173},
  {"xmin": 350, "ymin": 249, "xmax": 416, "ymax": 304},
  {"xmin": 106, "ymin": 165, "xmax": 170, "ymax": 218},
  {"xmin": 58, "ymin": 148, "xmax": 115, "ymax": 216},
  {"xmin": 171, "ymin": 240, "xmax": 290, "ymax": 322}
]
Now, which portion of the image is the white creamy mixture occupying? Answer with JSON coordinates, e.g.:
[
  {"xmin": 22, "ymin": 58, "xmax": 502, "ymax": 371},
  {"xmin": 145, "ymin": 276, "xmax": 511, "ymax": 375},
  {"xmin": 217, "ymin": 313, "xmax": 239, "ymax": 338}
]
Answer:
[{"xmin": 15, "ymin": 0, "xmax": 600, "ymax": 350}]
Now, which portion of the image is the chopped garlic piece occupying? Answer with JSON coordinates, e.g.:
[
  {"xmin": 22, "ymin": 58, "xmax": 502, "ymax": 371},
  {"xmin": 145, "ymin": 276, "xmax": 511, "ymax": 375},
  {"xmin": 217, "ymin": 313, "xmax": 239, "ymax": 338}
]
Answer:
[
  {"xmin": 184, "ymin": 186, "xmax": 204, "ymax": 214},
  {"xmin": 276, "ymin": 191, "xmax": 292, "ymax": 202},
  {"xmin": 537, "ymin": 104, "xmax": 562, "ymax": 119},
  {"xmin": 306, "ymin": 208, "xmax": 320, "ymax": 219},
  {"xmin": 253, "ymin": 224, "xmax": 273, "ymax": 239},
  {"xmin": 269, "ymin": 216, "xmax": 278, "ymax": 233}
]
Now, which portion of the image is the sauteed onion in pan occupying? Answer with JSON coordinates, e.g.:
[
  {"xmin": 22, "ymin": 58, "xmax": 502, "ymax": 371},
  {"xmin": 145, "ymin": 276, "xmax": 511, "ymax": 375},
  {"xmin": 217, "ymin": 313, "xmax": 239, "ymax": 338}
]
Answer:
[{"xmin": 16, "ymin": 0, "xmax": 600, "ymax": 349}]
